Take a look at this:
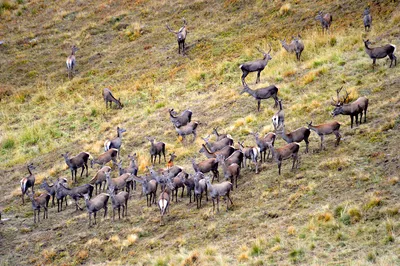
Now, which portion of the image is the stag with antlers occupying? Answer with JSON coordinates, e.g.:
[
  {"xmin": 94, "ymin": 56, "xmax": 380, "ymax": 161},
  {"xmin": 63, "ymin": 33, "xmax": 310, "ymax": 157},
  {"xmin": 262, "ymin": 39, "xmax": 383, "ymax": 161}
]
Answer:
[
  {"xmin": 239, "ymin": 45, "xmax": 272, "ymax": 85},
  {"xmin": 166, "ymin": 18, "xmax": 188, "ymax": 55}
]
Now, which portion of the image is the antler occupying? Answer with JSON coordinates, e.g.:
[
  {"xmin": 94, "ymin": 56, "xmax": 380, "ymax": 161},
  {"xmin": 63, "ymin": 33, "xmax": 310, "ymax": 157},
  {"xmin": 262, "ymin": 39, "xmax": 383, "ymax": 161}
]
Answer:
[
  {"xmin": 166, "ymin": 24, "xmax": 177, "ymax": 34},
  {"xmin": 342, "ymin": 90, "xmax": 350, "ymax": 103},
  {"xmin": 256, "ymin": 47, "xmax": 266, "ymax": 55},
  {"xmin": 267, "ymin": 43, "xmax": 272, "ymax": 54},
  {"xmin": 182, "ymin": 17, "xmax": 187, "ymax": 26}
]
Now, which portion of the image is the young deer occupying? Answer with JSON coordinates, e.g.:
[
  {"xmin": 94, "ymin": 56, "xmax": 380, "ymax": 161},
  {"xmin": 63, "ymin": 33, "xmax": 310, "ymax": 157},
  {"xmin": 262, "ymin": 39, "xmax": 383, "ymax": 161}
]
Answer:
[
  {"xmin": 280, "ymin": 36, "xmax": 304, "ymax": 61},
  {"xmin": 202, "ymin": 135, "xmax": 233, "ymax": 152},
  {"xmin": 169, "ymin": 108, "xmax": 192, "ymax": 128},
  {"xmin": 169, "ymin": 172, "xmax": 186, "ymax": 203},
  {"xmin": 108, "ymin": 184, "xmax": 129, "ymax": 221},
  {"xmin": 56, "ymin": 182, "xmax": 94, "ymax": 211},
  {"xmin": 66, "ymin": 45, "xmax": 78, "ymax": 79},
  {"xmin": 277, "ymin": 125, "xmax": 310, "ymax": 153},
  {"xmin": 103, "ymin": 88, "xmax": 123, "ymax": 109},
  {"xmin": 363, "ymin": 39, "xmax": 396, "ymax": 68},
  {"xmin": 83, "ymin": 192, "xmax": 109, "ymax": 227},
  {"xmin": 117, "ymin": 154, "xmax": 139, "ymax": 191},
  {"xmin": 40, "ymin": 178, "xmax": 68, "ymax": 207},
  {"xmin": 20, "ymin": 163, "xmax": 36, "ymax": 204},
  {"xmin": 251, "ymin": 132, "xmax": 276, "ymax": 162},
  {"xmin": 61, "ymin": 152, "xmax": 90, "ymax": 183},
  {"xmin": 363, "ymin": 7, "xmax": 372, "ymax": 32},
  {"xmin": 104, "ymin": 127, "xmax": 126, "ymax": 158},
  {"xmin": 205, "ymin": 176, "xmax": 233, "ymax": 213},
  {"xmin": 132, "ymin": 175, "xmax": 158, "ymax": 207},
  {"xmin": 272, "ymin": 99, "xmax": 284, "ymax": 131},
  {"xmin": 212, "ymin": 127, "xmax": 229, "ymax": 141},
  {"xmin": 216, "ymin": 154, "xmax": 240, "ymax": 189},
  {"xmin": 331, "ymin": 87, "xmax": 369, "ymax": 128},
  {"xmin": 307, "ymin": 121, "xmax": 341, "ymax": 150},
  {"xmin": 89, "ymin": 166, "xmax": 111, "ymax": 195},
  {"xmin": 266, "ymin": 141, "xmax": 300, "ymax": 175},
  {"xmin": 193, "ymin": 172, "xmax": 207, "ymax": 209},
  {"xmin": 27, "ymin": 192, "xmax": 50, "ymax": 223},
  {"xmin": 167, "ymin": 152, "xmax": 177, "ymax": 169},
  {"xmin": 146, "ymin": 136, "xmax": 166, "ymax": 164},
  {"xmin": 238, "ymin": 141, "xmax": 259, "ymax": 173},
  {"xmin": 239, "ymin": 45, "xmax": 272, "ymax": 85},
  {"xmin": 90, "ymin": 148, "xmax": 118, "ymax": 169},
  {"xmin": 166, "ymin": 18, "xmax": 188, "ymax": 55},
  {"xmin": 315, "ymin": 11, "xmax": 333, "ymax": 34},
  {"xmin": 240, "ymin": 84, "xmax": 279, "ymax": 112}
]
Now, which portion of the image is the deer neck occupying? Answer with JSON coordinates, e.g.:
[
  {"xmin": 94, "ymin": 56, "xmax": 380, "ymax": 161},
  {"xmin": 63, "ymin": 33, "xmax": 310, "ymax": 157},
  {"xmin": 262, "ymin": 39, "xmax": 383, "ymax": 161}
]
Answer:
[
  {"xmin": 268, "ymin": 144, "xmax": 277, "ymax": 159},
  {"xmin": 202, "ymin": 145, "xmax": 213, "ymax": 156},
  {"xmin": 245, "ymin": 88, "xmax": 257, "ymax": 98},
  {"xmin": 279, "ymin": 128, "xmax": 291, "ymax": 143},
  {"xmin": 28, "ymin": 167, "xmax": 33, "ymax": 175}
]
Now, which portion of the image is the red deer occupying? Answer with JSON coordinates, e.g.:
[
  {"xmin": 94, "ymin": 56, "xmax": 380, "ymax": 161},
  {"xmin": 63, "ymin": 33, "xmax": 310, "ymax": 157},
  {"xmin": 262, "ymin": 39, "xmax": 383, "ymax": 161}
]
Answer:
[
  {"xmin": 307, "ymin": 121, "xmax": 341, "ymax": 150},
  {"xmin": 239, "ymin": 45, "xmax": 272, "ymax": 85},
  {"xmin": 315, "ymin": 11, "xmax": 333, "ymax": 34},
  {"xmin": 166, "ymin": 18, "xmax": 187, "ymax": 55},
  {"xmin": 266, "ymin": 141, "xmax": 300, "ymax": 175},
  {"xmin": 66, "ymin": 45, "xmax": 78, "ymax": 79},
  {"xmin": 240, "ymin": 84, "xmax": 279, "ymax": 112},
  {"xmin": 363, "ymin": 39, "xmax": 396, "ymax": 69}
]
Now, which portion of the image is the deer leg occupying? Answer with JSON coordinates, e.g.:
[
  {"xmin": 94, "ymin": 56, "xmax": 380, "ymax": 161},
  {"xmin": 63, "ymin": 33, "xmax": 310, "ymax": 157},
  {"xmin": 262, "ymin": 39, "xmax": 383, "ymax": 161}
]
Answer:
[
  {"xmin": 52, "ymin": 195, "xmax": 55, "ymax": 208},
  {"xmin": 212, "ymin": 199, "xmax": 215, "ymax": 213},
  {"xmin": 359, "ymin": 112, "xmax": 363, "ymax": 125},
  {"xmin": 93, "ymin": 212, "xmax": 97, "ymax": 225},
  {"xmin": 364, "ymin": 108, "xmax": 367, "ymax": 123},
  {"xmin": 118, "ymin": 207, "xmax": 121, "ymax": 220},
  {"xmin": 257, "ymin": 100, "xmax": 261, "ymax": 112},
  {"xmin": 372, "ymin": 59, "xmax": 376, "ymax": 69},
  {"xmin": 334, "ymin": 130, "xmax": 341, "ymax": 146},
  {"xmin": 305, "ymin": 138, "xmax": 309, "ymax": 154},
  {"xmin": 350, "ymin": 115, "xmax": 354, "ymax": 129},
  {"xmin": 320, "ymin": 135, "xmax": 324, "ymax": 150},
  {"xmin": 80, "ymin": 166, "xmax": 85, "ymax": 180},
  {"xmin": 256, "ymin": 71, "xmax": 261, "ymax": 84},
  {"xmin": 278, "ymin": 161, "xmax": 282, "ymax": 175},
  {"xmin": 241, "ymin": 72, "xmax": 248, "ymax": 86},
  {"xmin": 217, "ymin": 197, "xmax": 220, "ymax": 213},
  {"xmin": 356, "ymin": 114, "xmax": 359, "ymax": 126}
]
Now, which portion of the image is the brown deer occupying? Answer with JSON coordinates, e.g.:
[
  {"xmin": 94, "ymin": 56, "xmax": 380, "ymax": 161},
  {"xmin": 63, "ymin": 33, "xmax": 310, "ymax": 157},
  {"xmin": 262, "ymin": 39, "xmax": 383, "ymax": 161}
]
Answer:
[
  {"xmin": 272, "ymin": 99, "xmax": 284, "ymax": 131},
  {"xmin": 103, "ymin": 88, "xmax": 123, "ymax": 109},
  {"xmin": 239, "ymin": 45, "xmax": 272, "ymax": 85},
  {"xmin": 307, "ymin": 121, "xmax": 341, "ymax": 150},
  {"xmin": 169, "ymin": 108, "xmax": 192, "ymax": 128},
  {"xmin": 280, "ymin": 35, "xmax": 304, "ymax": 61},
  {"xmin": 238, "ymin": 141, "xmax": 259, "ymax": 173},
  {"xmin": 61, "ymin": 152, "xmax": 90, "ymax": 183},
  {"xmin": 90, "ymin": 148, "xmax": 118, "ymax": 168},
  {"xmin": 27, "ymin": 192, "xmax": 50, "ymax": 223},
  {"xmin": 146, "ymin": 136, "xmax": 166, "ymax": 164},
  {"xmin": 166, "ymin": 18, "xmax": 187, "ymax": 55},
  {"xmin": 266, "ymin": 141, "xmax": 300, "ymax": 175},
  {"xmin": 363, "ymin": 39, "xmax": 396, "ymax": 69},
  {"xmin": 240, "ymin": 84, "xmax": 279, "ymax": 112},
  {"xmin": 331, "ymin": 87, "xmax": 369, "ymax": 128},
  {"xmin": 212, "ymin": 127, "xmax": 229, "ymax": 141},
  {"xmin": 216, "ymin": 154, "xmax": 240, "ymax": 189},
  {"xmin": 315, "ymin": 11, "xmax": 333, "ymax": 34},
  {"xmin": 251, "ymin": 132, "xmax": 276, "ymax": 162},
  {"xmin": 20, "ymin": 163, "xmax": 36, "ymax": 204},
  {"xmin": 199, "ymin": 144, "xmax": 235, "ymax": 159},
  {"xmin": 66, "ymin": 45, "xmax": 78, "ymax": 79},
  {"xmin": 201, "ymin": 134, "xmax": 233, "ymax": 152},
  {"xmin": 363, "ymin": 7, "xmax": 372, "ymax": 32},
  {"xmin": 191, "ymin": 158, "xmax": 219, "ymax": 182},
  {"xmin": 277, "ymin": 125, "xmax": 310, "ymax": 153}
]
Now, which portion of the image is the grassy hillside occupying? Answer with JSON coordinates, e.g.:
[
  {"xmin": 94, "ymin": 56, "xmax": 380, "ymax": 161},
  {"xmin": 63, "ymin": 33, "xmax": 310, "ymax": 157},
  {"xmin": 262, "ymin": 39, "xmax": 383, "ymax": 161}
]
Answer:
[{"xmin": 1, "ymin": 0, "xmax": 400, "ymax": 265}]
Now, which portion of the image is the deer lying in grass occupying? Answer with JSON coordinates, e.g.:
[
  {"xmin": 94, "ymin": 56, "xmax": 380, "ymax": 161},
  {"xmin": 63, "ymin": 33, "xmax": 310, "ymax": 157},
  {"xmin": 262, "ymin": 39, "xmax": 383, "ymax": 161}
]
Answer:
[
  {"xmin": 272, "ymin": 99, "xmax": 284, "ymax": 131},
  {"xmin": 212, "ymin": 127, "xmax": 229, "ymax": 141},
  {"xmin": 251, "ymin": 132, "xmax": 276, "ymax": 162},
  {"xmin": 307, "ymin": 121, "xmax": 341, "ymax": 150},
  {"xmin": 331, "ymin": 87, "xmax": 369, "ymax": 128},
  {"xmin": 166, "ymin": 18, "xmax": 187, "ymax": 55},
  {"xmin": 146, "ymin": 136, "xmax": 166, "ymax": 164},
  {"xmin": 104, "ymin": 127, "xmax": 126, "ymax": 158},
  {"xmin": 205, "ymin": 176, "xmax": 233, "ymax": 213},
  {"xmin": 20, "ymin": 163, "xmax": 36, "ymax": 204},
  {"xmin": 277, "ymin": 125, "xmax": 310, "ymax": 153},
  {"xmin": 315, "ymin": 11, "xmax": 333, "ymax": 34},
  {"xmin": 83, "ymin": 192, "xmax": 109, "ymax": 227},
  {"xmin": 191, "ymin": 158, "xmax": 219, "ymax": 182},
  {"xmin": 169, "ymin": 108, "xmax": 192, "ymax": 128},
  {"xmin": 363, "ymin": 39, "xmax": 396, "ymax": 68},
  {"xmin": 240, "ymin": 84, "xmax": 279, "ymax": 112},
  {"xmin": 239, "ymin": 45, "xmax": 272, "ymax": 85},
  {"xmin": 28, "ymin": 192, "xmax": 50, "ymax": 223},
  {"xmin": 61, "ymin": 152, "xmax": 90, "ymax": 183},
  {"xmin": 132, "ymin": 175, "xmax": 158, "ymax": 207},
  {"xmin": 202, "ymin": 135, "xmax": 233, "ymax": 152},
  {"xmin": 66, "ymin": 45, "xmax": 78, "ymax": 79},
  {"xmin": 89, "ymin": 166, "xmax": 111, "ymax": 195},
  {"xmin": 280, "ymin": 36, "xmax": 304, "ymax": 61},
  {"xmin": 108, "ymin": 184, "xmax": 129, "ymax": 221},
  {"xmin": 91, "ymin": 148, "xmax": 118, "ymax": 169},
  {"xmin": 103, "ymin": 88, "xmax": 123, "ymax": 109},
  {"xmin": 193, "ymin": 172, "xmax": 207, "ymax": 209},
  {"xmin": 56, "ymin": 182, "xmax": 94, "ymax": 211},
  {"xmin": 238, "ymin": 141, "xmax": 259, "ymax": 173},
  {"xmin": 266, "ymin": 141, "xmax": 300, "ymax": 175},
  {"xmin": 174, "ymin": 122, "xmax": 199, "ymax": 143},
  {"xmin": 40, "ymin": 178, "xmax": 68, "ymax": 207},
  {"xmin": 363, "ymin": 7, "xmax": 372, "ymax": 32},
  {"xmin": 216, "ymin": 154, "xmax": 240, "ymax": 189}
]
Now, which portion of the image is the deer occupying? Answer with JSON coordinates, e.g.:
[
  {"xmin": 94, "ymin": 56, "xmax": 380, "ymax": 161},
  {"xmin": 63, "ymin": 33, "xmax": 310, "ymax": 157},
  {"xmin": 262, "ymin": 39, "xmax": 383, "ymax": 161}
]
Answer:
[
  {"xmin": 212, "ymin": 127, "xmax": 229, "ymax": 141},
  {"xmin": 90, "ymin": 148, "xmax": 118, "ymax": 169},
  {"xmin": 167, "ymin": 152, "xmax": 176, "ymax": 169},
  {"xmin": 55, "ymin": 179, "xmax": 69, "ymax": 212},
  {"xmin": 240, "ymin": 84, "xmax": 279, "ymax": 112},
  {"xmin": 199, "ymin": 144, "xmax": 235, "ymax": 160},
  {"xmin": 205, "ymin": 176, "xmax": 233, "ymax": 213},
  {"xmin": 239, "ymin": 45, "xmax": 272, "ymax": 85},
  {"xmin": 193, "ymin": 172, "xmax": 207, "ymax": 209},
  {"xmin": 146, "ymin": 136, "xmax": 166, "ymax": 164},
  {"xmin": 238, "ymin": 141, "xmax": 259, "ymax": 173},
  {"xmin": 183, "ymin": 174, "xmax": 195, "ymax": 203},
  {"xmin": 105, "ymin": 171, "xmax": 132, "ymax": 194},
  {"xmin": 363, "ymin": 7, "xmax": 372, "ymax": 32},
  {"xmin": 27, "ymin": 192, "xmax": 50, "ymax": 223},
  {"xmin": 191, "ymin": 158, "xmax": 219, "ymax": 183},
  {"xmin": 82, "ymin": 192, "xmax": 109, "ymax": 227},
  {"xmin": 363, "ymin": 39, "xmax": 397, "ymax": 69},
  {"xmin": 266, "ymin": 141, "xmax": 300, "ymax": 175},
  {"xmin": 216, "ymin": 154, "xmax": 240, "ymax": 189},
  {"xmin": 117, "ymin": 154, "xmax": 139, "ymax": 190},
  {"xmin": 103, "ymin": 88, "xmax": 123, "ymax": 109},
  {"xmin": 315, "ymin": 11, "xmax": 333, "ymax": 34},
  {"xmin": 169, "ymin": 108, "xmax": 192, "ymax": 128},
  {"xmin": 108, "ymin": 183, "xmax": 129, "ymax": 221},
  {"xmin": 66, "ymin": 45, "xmax": 78, "ymax": 79},
  {"xmin": 20, "ymin": 163, "xmax": 36, "ymax": 204},
  {"xmin": 272, "ymin": 99, "xmax": 284, "ymax": 131},
  {"xmin": 56, "ymin": 182, "xmax": 94, "ymax": 211},
  {"xmin": 330, "ymin": 87, "xmax": 369, "ymax": 128},
  {"xmin": 132, "ymin": 175, "xmax": 158, "ymax": 207},
  {"xmin": 280, "ymin": 35, "xmax": 304, "ymax": 61},
  {"xmin": 251, "ymin": 132, "xmax": 276, "ymax": 163},
  {"xmin": 174, "ymin": 121, "xmax": 199, "ymax": 143},
  {"xmin": 61, "ymin": 151, "xmax": 90, "ymax": 183},
  {"xmin": 166, "ymin": 18, "xmax": 187, "ymax": 55},
  {"xmin": 169, "ymin": 171, "xmax": 186, "ymax": 203},
  {"xmin": 277, "ymin": 125, "xmax": 310, "ymax": 153},
  {"xmin": 104, "ymin": 127, "xmax": 126, "ymax": 159},
  {"xmin": 201, "ymin": 135, "xmax": 233, "ymax": 152},
  {"xmin": 307, "ymin": 121, "xmax": 341, "ymax": 150},
  {"xmin": 39, "ymin": 178, "xmax": 68, "ymax": 207},
  {"xmin": 89, "ymin": 166, "xmax": 111, "ymax": 195},
  {"xmin": 158, "ymin": 178, "xmax": 173, "ymax": 226}
]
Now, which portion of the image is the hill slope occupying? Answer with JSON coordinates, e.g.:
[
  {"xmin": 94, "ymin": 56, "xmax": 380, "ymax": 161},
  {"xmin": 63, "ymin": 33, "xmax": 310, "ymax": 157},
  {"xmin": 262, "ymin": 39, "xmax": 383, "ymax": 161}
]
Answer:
[{"xmin": 1, "ymin": 0, "xmax": 400, "ymax": 265}]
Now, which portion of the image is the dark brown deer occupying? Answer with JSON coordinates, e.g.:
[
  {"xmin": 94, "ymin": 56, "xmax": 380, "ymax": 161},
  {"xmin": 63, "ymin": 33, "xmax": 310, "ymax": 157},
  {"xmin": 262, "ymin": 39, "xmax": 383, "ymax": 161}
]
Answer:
[
  {"xmin": 240, "ymin": 84, "xmax": 279, "ymax": 112},
  {"xmin": 216, "ymin": 154, "xmax": 240, "ymax": 189},
  {"xmin": 169, "ymin": 108, "xmax": 192, "ymax": 128},
  {"xmin": 104, "ymin": 127, "xmax": 126, "ymax": 158},
  {"xmin": 27, "ymin": 192, "xmax": 50, "ymax": 223},
  {"xmin": 90, "ymin": 149, "xmax": 118, "ymax": 168},
  {"xmin": 315, "ymin": 11, "xmax": 333, "ymax": 34},
  {"xmin": 239, "ymin": 45, "xmax": 272, "ymax": 85},
  {"xmin": 103, "ymin": 88, "xmax": 123, "ymax": 109},
  {"xmin": 61, "ymin": 152, "xmax": 90, "ymax": 183},
  {"xmin": 307, "ymin": 121, "xmax": 341, "ymax": 150},
  {"xmin": 331, "ymin": 88, "xmax": 369, "ymax": 128},
  {"xmin": 166, "ymin": 18, "xmax": 187, "ymax": 55},
  {"xmin": 363, "ymin": 7, "xmax": 372, "ymax": 32},
  {"xmin": 266, "ymin": 141, "xmax": 300, "ymax": 175},
  {"xmin": 146, "ymin": 136, "xmax": 166, "ymax": 164},
  {"xmin": 20, "ymin": 163, "xmax": 36, "ymax": 204},
  {"xmin": 363, "ymin": 39, "xmax": 396, "ymax": 68},
  {"xmin": 277, "ymin": 125, "xmax": 310, "ymax": 153},
  {"xmin": 191, "ymin": 158, "xmax": 219, "ymax": 182},
  {"xmin": 280, "ymin": 36, "xmax": 304, "ymax": 61},
  {"xmin": 89, "ymin": 166, "xmax": 111, "ymax": 195},
  {"xmin": 199, "ymin": 144, "xmax": 235, "ymax": 160},
  {"xmin": 66, "ymin": 45, "xmax": 78, "ymax": 79}
]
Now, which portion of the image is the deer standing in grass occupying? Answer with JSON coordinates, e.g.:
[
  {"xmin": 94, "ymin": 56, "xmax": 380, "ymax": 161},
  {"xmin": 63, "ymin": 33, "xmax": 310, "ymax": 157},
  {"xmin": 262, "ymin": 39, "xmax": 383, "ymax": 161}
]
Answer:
[
  {"xmin": 238, "ymin": 141, "xmax": 259, "ymax": 173},
  {"xmin": 277, "ymin": 125, "xmax": 310, "ymax": 153},
  {"xmin": 108, "ymin": 184, "xmax": 129, "ymax": 221},
  {"xmin": 251, "ymin": 132, "xmax": 276, "ymax": 162},
  {"xmin": 40, "ymin": 178, "xmax": 68, "ymax": 207},
  {"xmin": 132, "ymin": 175, "xmax": 158, "ymax": 207},
  {"xmin": 363, "ymin": 7, "xmax": 372, "ymax": 32},
  {"xmin": 66, "ymin": 45, "xmax": 78, "ymax": 79},
  {"xmin": 89, "ymin": 166, "xmax": 111, "ymax": 195},
  {"xmin": 266, "ymin": 141, "xmax": 300, "ymax": 175},
  {"xmin": 363, "ymin": 39, "xmax": 397, "ymax": 69},
  {"xmin": 307, "ymin": 121, "xmax": 341, "ymax": 150},
  {"xmin": 103, "ymin": 88, "xmax": 123, "ymax": 109},
  {"xmin": 146, "ymin": 136, "xmax": 166, "ymax": 164},
  {"xmin": 61, "ymin": 152, "xmax": 90, "ymax": 183},
  {"xmin": 315, "ymin": 11, "xmax": 333, "ymax": 34},
  {"xmin": 169, "ymin": 108, "xmax": 192, "ymax": 128},
  {"xmin": 27, "ymin": 192, "xmax": 50, "ymax": 223},
  {"xmin": 280, "ymin": 36, "xmax": 304, "ymax": 61},
  {"xmin": 240, "ymin": 84, "xmax": 279, "ymax": 112},
  {"xmin": 239, "ymin": 45, "xmax": 272, "ymax": 85},
  {"xmin": 205, "ymin": 176, "xmax": 233, "ymax": 213},
  {"xmin": 166, "ymin": 18, "xmax": 187, "ymax": 55},
  {"xmin": 20, "ymin": 163, "xmax": 36, "ymax": 204},
  {"xmin": 90, "ymin": 148, "xmax": 118, "ymax": 169},
  {"xmin": 216, "ymin": 154, "xmax": 240, "ymax": 189},
  {"xmin": 83, "ymin": 192, "xmax": 109, "ymax": 227},
  {"xmin": 272, "ymin": 99, "xmax": 284, "ymax": 131},
  {"xmin": 104, "ymin": 127, "xmax": 126, "ymax": 159},
  {"xmin": 331, "ymin": 87, "xmax": 369, "ymax": 128},
  {"xmin": 212, "ymin": 127, "xmax": 229, "ymax": 141}
]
